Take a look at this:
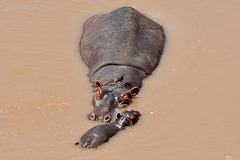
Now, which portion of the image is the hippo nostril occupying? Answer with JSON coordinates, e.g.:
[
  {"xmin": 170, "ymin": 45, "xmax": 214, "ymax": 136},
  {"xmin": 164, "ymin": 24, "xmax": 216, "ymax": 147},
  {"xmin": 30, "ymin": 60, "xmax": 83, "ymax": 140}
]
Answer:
[
  {"xmin": 103, "ymin": 115, "xmax": 111, "ymax": 122},
  {"xmin": 89, "ymin": 113, "xmax": 96, "ymax": 120}
]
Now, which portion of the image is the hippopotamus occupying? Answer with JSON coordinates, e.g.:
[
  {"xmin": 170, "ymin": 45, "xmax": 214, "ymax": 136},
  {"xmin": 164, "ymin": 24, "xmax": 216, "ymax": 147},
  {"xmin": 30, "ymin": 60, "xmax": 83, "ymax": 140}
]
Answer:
[
  {"xmin": 75, "ymin": 110, "xmax": 141, "ymax": 148},
  {"xmin": 80, "ymin": 6, "xmax": 165, "ymax": 122}
]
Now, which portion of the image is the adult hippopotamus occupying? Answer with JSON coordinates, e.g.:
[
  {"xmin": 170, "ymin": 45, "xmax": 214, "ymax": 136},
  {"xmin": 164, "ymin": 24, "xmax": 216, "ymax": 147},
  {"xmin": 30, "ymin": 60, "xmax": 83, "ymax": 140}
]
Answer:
[
  {"xmin": 80, "ymin": 6, "xmax": 165, "ymax": 122},
  {"xmin": 75, "ymin": 110, "xmax": 141, "ymax": 148}
]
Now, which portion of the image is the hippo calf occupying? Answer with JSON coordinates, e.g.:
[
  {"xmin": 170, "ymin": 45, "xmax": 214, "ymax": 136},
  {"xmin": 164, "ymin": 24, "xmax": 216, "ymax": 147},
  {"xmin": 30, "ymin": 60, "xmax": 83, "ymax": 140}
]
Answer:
[
  {"xmin": 75, "ymin": 110, "xmax": 141, "ymax": 148},
  {"xmin": 80, "ymin": 6, "xmax": 165, "ymax": 122}
]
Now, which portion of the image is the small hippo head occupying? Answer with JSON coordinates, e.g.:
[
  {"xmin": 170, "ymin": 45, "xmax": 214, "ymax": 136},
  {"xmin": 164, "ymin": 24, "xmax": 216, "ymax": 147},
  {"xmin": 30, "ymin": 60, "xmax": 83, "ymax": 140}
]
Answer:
[
  {"xmin": 88, "ymin": 81, "xmax": 139, "ymax": 122},
  {"xmin": 117, "ymin": 110, "xmax": 141, "ymax": 126}
]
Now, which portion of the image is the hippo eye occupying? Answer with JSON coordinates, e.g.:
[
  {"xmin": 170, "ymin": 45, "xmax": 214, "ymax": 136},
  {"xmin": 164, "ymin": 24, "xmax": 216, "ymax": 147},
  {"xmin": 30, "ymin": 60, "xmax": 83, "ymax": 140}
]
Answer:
[
  {"xmin": 96, "ymin": 89, "xmax": 101, "ymax": 99},
  {"xmin": 122, "ymin": 99, "xmax": 130, "ymax": 105}
]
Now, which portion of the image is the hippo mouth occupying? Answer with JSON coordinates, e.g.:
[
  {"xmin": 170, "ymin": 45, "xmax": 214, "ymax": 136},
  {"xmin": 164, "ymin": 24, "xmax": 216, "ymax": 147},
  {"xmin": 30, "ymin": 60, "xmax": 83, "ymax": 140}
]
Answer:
[
  {"xmin": 128, "ymin": 119, "xmax": 134, "ymax": 125},
  {"xmin": 128, "ymin": 117, "xmax": 139, "ymax": 125}
]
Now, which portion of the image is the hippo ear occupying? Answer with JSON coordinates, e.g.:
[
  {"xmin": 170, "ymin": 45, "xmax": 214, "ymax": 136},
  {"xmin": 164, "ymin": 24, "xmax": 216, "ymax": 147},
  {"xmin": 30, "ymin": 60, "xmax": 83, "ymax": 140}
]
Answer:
[
  {"xmin": 117, "ymin": 113, "xmax": 121, "ymax": 118},
  {"xmin": 130, "ymin": 86, "xmax": 139, "ymax": 96},
  {"xmin": 95, "ymin": 80, "xmax": 102, "ymax": 88}
]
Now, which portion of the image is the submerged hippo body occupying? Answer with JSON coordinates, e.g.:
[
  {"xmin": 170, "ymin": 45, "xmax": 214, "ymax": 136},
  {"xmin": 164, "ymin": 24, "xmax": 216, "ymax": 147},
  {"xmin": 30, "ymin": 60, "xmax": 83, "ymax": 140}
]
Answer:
[
  {"xmin": 80, "ymin": 7, "xmax": 165, "ymax": 121},
  {"xmin": 76, "ymin": 110, "xmax": 141, "ymax": 148}
]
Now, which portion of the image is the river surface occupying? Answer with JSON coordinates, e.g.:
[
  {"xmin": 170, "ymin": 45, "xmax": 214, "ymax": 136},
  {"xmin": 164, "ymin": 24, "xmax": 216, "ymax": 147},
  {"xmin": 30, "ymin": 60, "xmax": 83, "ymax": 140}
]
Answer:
[{"xmin": 0, "ymin": 0, "xmax": 240, "ymax": 160}]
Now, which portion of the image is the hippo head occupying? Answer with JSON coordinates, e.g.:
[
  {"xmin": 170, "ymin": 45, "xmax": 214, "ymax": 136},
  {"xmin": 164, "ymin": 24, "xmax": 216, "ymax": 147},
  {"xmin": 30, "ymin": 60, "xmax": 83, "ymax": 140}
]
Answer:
[
  {"xmin": 117, "ymin": 110, "xmax": 141, "ymax": 126},
  {"xmin": 88, "ymin": 81, "xmax": 139, "ymax": 122}
]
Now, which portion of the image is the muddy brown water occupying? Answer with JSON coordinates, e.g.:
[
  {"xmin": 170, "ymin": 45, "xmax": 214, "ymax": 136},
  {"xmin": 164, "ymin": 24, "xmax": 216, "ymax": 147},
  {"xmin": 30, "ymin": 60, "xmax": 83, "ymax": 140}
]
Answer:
[{"xmin": 0, "ymin": 0, "xmax": 240, "ymax": 160}]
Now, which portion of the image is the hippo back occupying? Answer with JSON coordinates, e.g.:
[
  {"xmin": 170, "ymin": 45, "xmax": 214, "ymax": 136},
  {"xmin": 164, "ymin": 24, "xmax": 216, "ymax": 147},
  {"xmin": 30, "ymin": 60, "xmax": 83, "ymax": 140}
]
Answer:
[{"xmin": 80, "ymin": 6, "xmax": 165, "ymax": 77}]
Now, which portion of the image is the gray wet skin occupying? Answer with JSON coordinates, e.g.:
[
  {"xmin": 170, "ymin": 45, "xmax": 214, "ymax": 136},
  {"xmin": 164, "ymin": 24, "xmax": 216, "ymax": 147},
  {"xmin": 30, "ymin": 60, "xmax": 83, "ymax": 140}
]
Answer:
[
  {"xmin": 80, "ymin": 6, "xmax": 165, "ymax": 122},
  {"xmin": 75, "ymin": 110, "xmax": 141, "ymax": 148}
]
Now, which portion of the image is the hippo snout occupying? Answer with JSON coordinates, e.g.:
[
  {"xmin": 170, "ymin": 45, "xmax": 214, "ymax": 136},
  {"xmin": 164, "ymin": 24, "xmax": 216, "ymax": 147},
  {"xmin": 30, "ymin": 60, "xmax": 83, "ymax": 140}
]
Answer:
[{"xmin": 88, "ymin": 108, "xmax": 112, "ymax": 122}]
